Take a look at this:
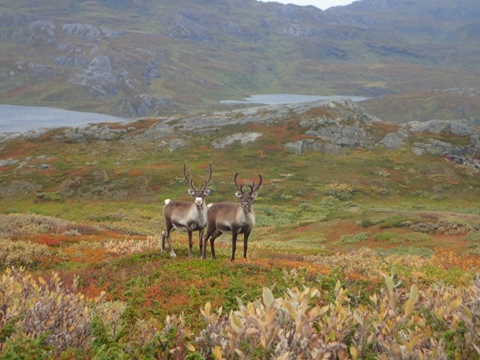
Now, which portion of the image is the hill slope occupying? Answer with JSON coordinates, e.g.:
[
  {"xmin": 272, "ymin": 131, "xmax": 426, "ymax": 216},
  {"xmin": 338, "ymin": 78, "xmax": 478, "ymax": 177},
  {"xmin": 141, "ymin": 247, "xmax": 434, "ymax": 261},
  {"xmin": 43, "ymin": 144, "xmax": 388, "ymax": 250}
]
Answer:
[
  {"xmin": 1, "ymin": 100, "xmax": 480, "ymax": 358},
  {"xmin": 1, "ymin": 0, "xmax": 480, "ymax": 120}
]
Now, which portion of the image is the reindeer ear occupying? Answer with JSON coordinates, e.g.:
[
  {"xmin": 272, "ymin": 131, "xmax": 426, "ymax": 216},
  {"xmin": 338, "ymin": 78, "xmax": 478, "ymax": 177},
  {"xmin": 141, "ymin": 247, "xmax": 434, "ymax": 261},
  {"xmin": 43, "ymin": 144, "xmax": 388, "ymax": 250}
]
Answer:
[
  {"xmin": 204, "ymin": 189, "xmax": 211, "ymax": 196},
  {"xmin": 235, "ymin": 191, "xmax": 242, "ymax": 198},
  {"xmin": 252, "ymin": 192, "xmax": 258, "ymax": 198},
  {"xmin": 188, "ymin": 189, "xmax": 195, "ymax": 196}
]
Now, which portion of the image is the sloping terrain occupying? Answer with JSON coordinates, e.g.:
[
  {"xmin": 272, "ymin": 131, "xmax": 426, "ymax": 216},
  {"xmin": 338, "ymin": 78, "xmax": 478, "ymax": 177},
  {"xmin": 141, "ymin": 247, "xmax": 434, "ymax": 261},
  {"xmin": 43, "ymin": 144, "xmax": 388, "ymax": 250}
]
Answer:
[
  {"xmin": 1, "ymin": 0, "xmax": 480, "ymax": 121},
  {"xmin": 1, "ymin": 100, "xmax": 480, "ymax": 357},
  {"xmin": 1, "ymin": 99, "xmax": 479, "ymax": 252}
]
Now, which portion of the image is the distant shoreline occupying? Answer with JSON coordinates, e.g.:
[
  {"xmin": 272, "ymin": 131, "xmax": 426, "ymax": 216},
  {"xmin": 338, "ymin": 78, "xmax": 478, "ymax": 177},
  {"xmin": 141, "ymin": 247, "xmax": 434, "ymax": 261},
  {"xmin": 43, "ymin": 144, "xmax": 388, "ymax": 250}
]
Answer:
[
  {"xmin": 1, "ymin": 95, "xmax": 367, "ymax": 133},
  {"xmin": 220, "ymin": 94, "xmax": 369, "ymax": 105},
  {"xmin": 0, "ymin": 104, "xmax": 127, "ymax": 133}
]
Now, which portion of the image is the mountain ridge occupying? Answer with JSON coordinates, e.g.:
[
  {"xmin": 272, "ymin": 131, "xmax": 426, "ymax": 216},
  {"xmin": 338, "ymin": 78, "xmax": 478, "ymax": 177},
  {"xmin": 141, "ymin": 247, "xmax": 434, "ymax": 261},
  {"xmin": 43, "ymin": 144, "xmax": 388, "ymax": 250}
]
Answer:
[{"xmin": 0, "ymin": 0, "xmax": 479, "ymax": 121}]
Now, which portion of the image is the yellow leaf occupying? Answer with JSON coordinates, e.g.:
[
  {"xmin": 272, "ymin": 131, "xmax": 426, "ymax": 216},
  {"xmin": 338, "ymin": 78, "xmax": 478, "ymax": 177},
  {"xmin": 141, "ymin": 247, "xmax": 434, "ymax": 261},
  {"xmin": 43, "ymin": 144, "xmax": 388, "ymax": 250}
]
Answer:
[
  {"xmin": 353, "ymin": 312, "xmax": 363, "ymax": 326},
  {"xmin": 263, "ymin": 287, "xmax": 275, "ymax": 307},
  {"xmin": 350, "ymin": 346, "xmax": 358, "ymax": 359},
  {"xmin": 205, "ymin": 302, "xmax": 211, "ymax": 316},
  {"xmin": 234, "ymin": 349, "xmax": 245, "ymax": 357},
  {"xmin": 230, "ymin": 314, "xmax": 243, "ymax": 334},
  {"xmin": 186, "ymin": 343, "xmax": 196, "ymax": 352},
  {"xmin": 409, "ymin": 284, "xmax": 418, "ymax": 300},
  {"xmin": 404, "ymin": 299, "xmax": 415, "ymax": 316},
  {"xmin": 260, "ymin": 336, "xmax": 266, "ymax": 348},
  {"xmin": 265, "ymin": 308, "xmax": 276, "ymax": 324},
  {"xmin": 449, "ymin": 297, "xmax": 462, "ymax": 311},
  {"xmin": 212, "ymin": 346, "xmax": 223, "ymax": 360}
]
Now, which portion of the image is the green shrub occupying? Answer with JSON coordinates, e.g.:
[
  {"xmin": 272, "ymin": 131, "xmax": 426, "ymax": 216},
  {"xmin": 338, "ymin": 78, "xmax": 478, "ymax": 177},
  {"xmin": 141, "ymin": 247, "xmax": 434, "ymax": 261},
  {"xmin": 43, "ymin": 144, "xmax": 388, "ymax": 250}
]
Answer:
[
  {"xmin": 399, "ymin": 232, "xmax": 431, "ymax": 243},
  {"xmin": 324, "ymin": 182, "xmax": 353, "ymax": 200},
  {"xmin": 1, "ymin": 333, "xmax": 54, "ymax": 360},
  {"xmin": 336, "ymin": 232, "xmax": 370, "ymax": 244},
  {"xmin": 372, "ymin": 232, "xmax": 398, "ymax": 242},
  {"xmin": 377, "ymin": 215, "xmax": 409, "ymax": 229},
  {"xmin": 36, "ymin": 192, "xmax": 64, "ymax": 202},
  {"xmin": 465, "ymin": 231, "xmax": 480, "ymax": 242}
]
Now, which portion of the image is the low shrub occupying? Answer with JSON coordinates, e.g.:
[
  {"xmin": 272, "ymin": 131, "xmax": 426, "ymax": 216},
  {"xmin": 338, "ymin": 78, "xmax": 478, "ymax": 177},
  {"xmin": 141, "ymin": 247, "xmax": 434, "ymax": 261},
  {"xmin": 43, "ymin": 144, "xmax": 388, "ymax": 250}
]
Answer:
[
  {"xmin": 336, "ymin": 232, "xmax": 370, "ymax": 244},
  {"xmin": 104, "ymin": 236, "xmax": 160, "ymax": 255},
  {"xmin": 0, "ymin": 239, "xmax": 53, "ymax": 268},
  {"xmin": 0, "ymin": 214, "xmax": 71, "ymax": 236},
  {"xmin": 324, "ymin": 182, "xmax": 354, "ymax": 200}
]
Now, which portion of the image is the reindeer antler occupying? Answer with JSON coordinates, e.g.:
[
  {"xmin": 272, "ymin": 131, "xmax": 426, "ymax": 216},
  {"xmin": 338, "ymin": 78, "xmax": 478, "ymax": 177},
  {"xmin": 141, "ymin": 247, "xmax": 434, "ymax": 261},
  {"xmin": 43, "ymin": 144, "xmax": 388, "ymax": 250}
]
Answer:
[
  {"xmin": 202, "ymin": 163, "xmax": 212, "ymax": 190},
  {"xmin": 234, "ymin": 173, "xmax": 246, "ymax": 192},
  {"xmin": 183, "ymin": 163, "xmax": 197, "ymax": 190},
  {"xmin": 251, "ymin": 174, "xmax": 263, "ymax": 193}
]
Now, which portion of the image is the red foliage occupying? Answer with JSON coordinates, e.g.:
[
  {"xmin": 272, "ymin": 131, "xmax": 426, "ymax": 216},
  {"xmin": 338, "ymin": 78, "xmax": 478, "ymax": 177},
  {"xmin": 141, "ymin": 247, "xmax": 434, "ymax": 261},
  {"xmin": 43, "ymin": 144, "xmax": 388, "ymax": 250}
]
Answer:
[
  {"xmin": 83, "ymin": 282, "xmax": 111, "ymax": 300},
  {"xmin": 263, "ymin": 144, "xmax": 281, "ymax": 151},
  {"xmin": 32, "ymin": 235, "xmax": 71, "ymax": 246},
  {"xmin": 128, "ymin": 169, "xmax": 144, "ymax": 177}
]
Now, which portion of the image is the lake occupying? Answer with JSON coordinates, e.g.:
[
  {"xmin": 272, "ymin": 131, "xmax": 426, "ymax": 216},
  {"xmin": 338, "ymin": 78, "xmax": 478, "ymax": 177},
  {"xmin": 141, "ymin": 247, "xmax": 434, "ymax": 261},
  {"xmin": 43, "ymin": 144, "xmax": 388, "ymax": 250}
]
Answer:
[
  {"xmin": 0, "ymin": 104, "xmax": 128, "ymax": 133},
  {"xmin": 1, "ymin": 95, "xmax": 368, "ymax": 133},
  {"xmin": 220, "ymin": 94, "xmax": 369, "ymax": 105}
]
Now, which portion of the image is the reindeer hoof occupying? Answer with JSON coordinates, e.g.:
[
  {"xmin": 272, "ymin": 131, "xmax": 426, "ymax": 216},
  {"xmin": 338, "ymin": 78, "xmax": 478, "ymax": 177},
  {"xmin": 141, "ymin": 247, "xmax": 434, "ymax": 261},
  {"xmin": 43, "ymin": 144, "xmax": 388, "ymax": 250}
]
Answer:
[{"xmin": 170, "ymin": 252, "xmax": 177, "ymax": 258}]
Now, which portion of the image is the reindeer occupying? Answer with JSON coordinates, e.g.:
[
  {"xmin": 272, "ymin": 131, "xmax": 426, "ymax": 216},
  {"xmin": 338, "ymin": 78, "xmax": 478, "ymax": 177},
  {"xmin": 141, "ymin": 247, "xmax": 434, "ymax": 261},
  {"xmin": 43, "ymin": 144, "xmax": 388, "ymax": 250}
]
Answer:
[
  {"xmin": 161, "ymin": 163, "xmax": 212, "ymax": 258},
  {"xmin": 202, "ymin": 173, "xmax": 263, "ymax": 261}
]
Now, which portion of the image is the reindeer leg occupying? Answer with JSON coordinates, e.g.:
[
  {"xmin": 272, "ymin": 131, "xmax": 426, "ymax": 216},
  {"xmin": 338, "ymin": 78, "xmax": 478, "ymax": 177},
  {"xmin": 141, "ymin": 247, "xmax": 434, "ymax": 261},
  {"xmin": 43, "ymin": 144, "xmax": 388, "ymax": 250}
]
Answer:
[
  {"xmin": 231, "ymin": 232, "xmax": 239, "ymax": 261},
  {"xmin": 209, "ymin": 229, "xmax": 222, "ymax": 260},
  {"xmin": 243, "ymin": 231, "xmax": 251, "ymax": 259},
  {"xmin": 161, "ymin": 230, "xmax": 166, "ymax": 253},
  {"xmin": 202, "ymin": 227, "xmax": 213, "ymax": 260},
  {"xmin": 198, "ymin": 229, "xmax": 204, "ymax": 257},
  {"xmin": 187, "ymin": 230, "xmax": 193, "ymax": 258},
  {"xmin": 162, "ymin": 220, "xmax": 173, "ymax": 254},
  {"xmin": 165, "ymin": 226, "xmax": 176, "ymax": 258}
]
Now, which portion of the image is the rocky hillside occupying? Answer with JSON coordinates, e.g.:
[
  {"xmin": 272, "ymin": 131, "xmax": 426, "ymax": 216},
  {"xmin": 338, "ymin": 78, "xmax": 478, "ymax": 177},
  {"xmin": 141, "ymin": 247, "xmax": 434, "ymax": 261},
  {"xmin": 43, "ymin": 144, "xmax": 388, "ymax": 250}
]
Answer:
[
  {"xmin": 1, "ymin": 100, "xmax": 479, "ymax": 201},
  {"xmin": 1, "ymin": 0, "xmax": 480, "ymax": 121}
]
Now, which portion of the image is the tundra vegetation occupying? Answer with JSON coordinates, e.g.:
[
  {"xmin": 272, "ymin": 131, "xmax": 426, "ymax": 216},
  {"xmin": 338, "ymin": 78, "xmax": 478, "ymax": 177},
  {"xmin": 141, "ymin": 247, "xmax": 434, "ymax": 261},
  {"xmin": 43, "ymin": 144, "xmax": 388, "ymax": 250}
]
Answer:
[{"xmin": 1, "ymin": 106, "xmax": 480, "ymax": 358}]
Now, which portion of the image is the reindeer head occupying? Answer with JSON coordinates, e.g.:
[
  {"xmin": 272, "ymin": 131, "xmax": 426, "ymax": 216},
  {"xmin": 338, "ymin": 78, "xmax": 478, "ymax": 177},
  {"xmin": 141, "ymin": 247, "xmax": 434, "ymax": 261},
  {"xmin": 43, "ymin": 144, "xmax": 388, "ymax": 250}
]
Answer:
[
  {"xmin": 234, "ymin": 173, "xmax": 263, "ymax": 211},
  {"xmin": 184, "ymin": 163, "xmax": 212, "ymax": 206}
]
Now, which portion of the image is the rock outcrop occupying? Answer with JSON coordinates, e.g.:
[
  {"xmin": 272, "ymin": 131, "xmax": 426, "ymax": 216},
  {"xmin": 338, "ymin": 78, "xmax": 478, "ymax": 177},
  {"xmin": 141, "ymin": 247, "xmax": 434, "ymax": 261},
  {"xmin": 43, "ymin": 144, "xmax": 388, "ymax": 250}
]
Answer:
[{"xmin": 4, "ymin": 99, "xmax": 478, "ymax": 164}]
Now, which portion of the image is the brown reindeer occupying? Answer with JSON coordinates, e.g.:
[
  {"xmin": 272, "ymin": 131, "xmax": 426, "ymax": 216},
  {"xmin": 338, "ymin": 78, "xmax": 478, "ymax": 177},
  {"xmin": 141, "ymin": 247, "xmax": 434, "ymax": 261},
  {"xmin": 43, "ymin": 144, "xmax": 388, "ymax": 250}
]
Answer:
[
  {"xmin": 161, "ymin": 163, "xmax": 212, "ymax": 258},
  {"xmin": 202, "ymin": 173, "xmax": 263, "ymax": 261}
]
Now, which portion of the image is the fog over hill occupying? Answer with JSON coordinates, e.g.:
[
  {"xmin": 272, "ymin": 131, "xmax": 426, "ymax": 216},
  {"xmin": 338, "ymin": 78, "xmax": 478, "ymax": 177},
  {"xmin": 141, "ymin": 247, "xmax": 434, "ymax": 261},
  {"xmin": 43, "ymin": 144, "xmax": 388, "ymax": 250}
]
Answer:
[{"xmin": 0, "ymin": 0, "xmax": 479, "ymax": 122}]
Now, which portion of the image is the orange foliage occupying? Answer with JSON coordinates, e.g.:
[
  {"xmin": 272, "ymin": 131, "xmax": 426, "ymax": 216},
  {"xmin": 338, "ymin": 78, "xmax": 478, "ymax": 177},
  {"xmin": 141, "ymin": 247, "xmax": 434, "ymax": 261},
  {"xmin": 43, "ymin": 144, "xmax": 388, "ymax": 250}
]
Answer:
[
  {"xmin": 344, "ymin": 271, "xmax": 363, "ymax": 281},
  {"xmin": 197, "ymin": 146, "xmax": 211, "ymax": 153},
  {"xmin": 36, "ymin": 255, "xmax": 64, "ymax": 269},
  {"xmin": 31, "ymin": 235, "xmax": 72, "ymax": 246},
  {"xmin": 62, "ymin": 247, "xmax": 109, "ymax": 263},
  {"xmin": 432, "ymin": 248, "xmax": 480, "ymax": 270},
  {"xmin": 263, "ymin": 144, "xmax": 281, "ymax": 151},
  {"xmin": 143, "ymin": 286, "xmax": 167, "ymax": 308},
  {"xmin": 233, "ymin": 258, "xmax": 330, "ymax": 276},
  {"xmin": 256, "ymin": 150, "xmax": 266, "ymax": 158},
  {"xmin": 128, "ymin": 169, "xmax": 144, "ymax": 177},
  {"xmin": 83, "ymin": 282, "xmax": 111, "ymax": 300}
]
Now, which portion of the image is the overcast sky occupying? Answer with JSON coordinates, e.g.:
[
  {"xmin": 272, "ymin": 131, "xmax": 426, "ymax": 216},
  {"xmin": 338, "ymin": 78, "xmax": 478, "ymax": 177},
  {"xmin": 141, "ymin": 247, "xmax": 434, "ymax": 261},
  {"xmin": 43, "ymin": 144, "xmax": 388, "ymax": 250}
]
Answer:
[{"xmin": 258, "ymin": 0, "xmax": 356, "ymax": 10}]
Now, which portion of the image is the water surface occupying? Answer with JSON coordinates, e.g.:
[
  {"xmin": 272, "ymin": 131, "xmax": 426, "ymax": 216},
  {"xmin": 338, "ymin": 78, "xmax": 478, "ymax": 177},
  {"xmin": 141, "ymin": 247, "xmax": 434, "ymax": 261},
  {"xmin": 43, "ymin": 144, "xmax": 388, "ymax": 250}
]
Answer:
[
  {"xmin": 0, "ymin": 104, "xmax": 127, "ymax": 133},
  {"xmin": 220, "ymin": 94, "xmax": 368, "ymax": 105}
]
